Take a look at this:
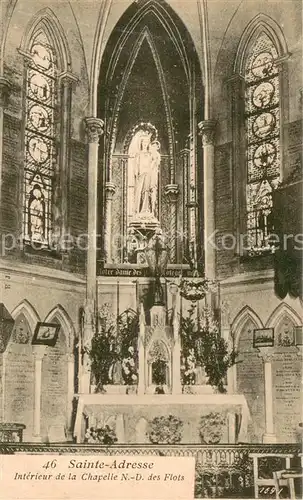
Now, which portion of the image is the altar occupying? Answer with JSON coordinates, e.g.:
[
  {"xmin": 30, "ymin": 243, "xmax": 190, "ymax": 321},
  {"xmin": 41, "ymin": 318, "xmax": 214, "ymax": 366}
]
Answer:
[{"xmin": 73, "ymin": 393, "xmax": 250, "ymax": 444}]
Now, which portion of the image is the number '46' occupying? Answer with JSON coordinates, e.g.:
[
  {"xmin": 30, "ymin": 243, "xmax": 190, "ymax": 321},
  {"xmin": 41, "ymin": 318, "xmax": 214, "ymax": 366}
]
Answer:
[{"xmin": 42, "ymin": 460, "xmax": 57, "ymax": 469}]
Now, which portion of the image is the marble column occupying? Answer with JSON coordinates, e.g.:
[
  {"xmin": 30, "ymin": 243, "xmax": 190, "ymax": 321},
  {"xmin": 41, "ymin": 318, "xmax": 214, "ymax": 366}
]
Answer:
[
  {"xmin": 164, "ymin": 184, "xmax": 179, "ymax": 263},
  {"xmin": 32, "ymin": 345, "xmax": 47, "ymax": 441},
  {"xmin": 104, "ymin": 181, "xmax": 116, "ymax": 263},
  {"xmin": 198, "ymin": 120, "xmax": 217, "ymax": 280},
  {"xmin": 137, "ymin": 304, "xmax": 145, "ymax": 395},
  {"xmin": 82, "ymin": 117, "xmax": 104, "ymax": 393},
  {"xmin": 258, "ymin": 347, "xmax": 276, "ymax": 443}
]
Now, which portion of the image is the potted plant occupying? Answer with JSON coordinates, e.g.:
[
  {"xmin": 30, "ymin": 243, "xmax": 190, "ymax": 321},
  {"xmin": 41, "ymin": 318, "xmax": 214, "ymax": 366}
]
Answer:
[{"xmin": 147, "ymin": 415, "xmax": 183, "ymax": 444}]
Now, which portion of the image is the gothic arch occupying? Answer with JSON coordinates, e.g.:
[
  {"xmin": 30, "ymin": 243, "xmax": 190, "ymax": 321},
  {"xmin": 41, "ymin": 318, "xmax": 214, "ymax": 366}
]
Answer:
[
  {"xmin": 107, "ymin": 26, "xmax": 175, "ymax": 163},
  {"xmin": 231, "ymin": 305, "xmax": 263, "ymax": 348},
  {"xmin": 43, "ymin": 305, "xmax": 75, "ymax": 353},
  {"xmin": 265, "ymin": 303, "xmax": 302, "ymax": 329},
  {"xmin": 234, "ymin": 13, "xmax": 288, "ymax": 75},
  {"xmin": 19, "ymin": 7, "xmax": 71, "ymax": 71},
  {"xmin": 11, "ymin": 299, "xmax": 40, "ymax": 333},
  {"xmin": 90, "ymin": 0, "xmax": 205, "ymax": 116}
]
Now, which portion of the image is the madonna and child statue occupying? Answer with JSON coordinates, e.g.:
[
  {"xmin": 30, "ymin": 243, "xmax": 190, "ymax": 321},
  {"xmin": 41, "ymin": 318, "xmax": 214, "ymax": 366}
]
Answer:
[{"xmin": 130, "ymin": 132, "xmax": 161, "ymax": 226}]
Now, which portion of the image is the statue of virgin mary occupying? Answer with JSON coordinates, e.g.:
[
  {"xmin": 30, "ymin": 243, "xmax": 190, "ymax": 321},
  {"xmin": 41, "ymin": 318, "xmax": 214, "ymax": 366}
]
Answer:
[{"xmin": 133, "ymin": 134, "xmax": 160, "ymax": 219}]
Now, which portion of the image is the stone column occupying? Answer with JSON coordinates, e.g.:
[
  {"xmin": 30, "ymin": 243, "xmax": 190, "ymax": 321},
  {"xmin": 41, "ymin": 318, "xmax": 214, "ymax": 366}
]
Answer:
[
  {"xmin": 1, "ymin": 351, "xmax": 8, "ymax": 421},
  {"xmin": 137, "ymin": 304, "xmax": 145, "ymax": 395},
  {"xmin": 0, "ymin": 78, "xmax": 11, "ymax": 210},
  {"xmin": 104, "ymin": 181, "xmax": 116, "ymax": 263},
  {"xmin": 164, "ymin": 184, "xmax": 179, "ymax": 263},
  {"xmin": 56, "ymin": 72, "xmax": 78, "ymax": 244},
  {"xmin": 115, "ymin": 414, "xmax": 125, "ymax": 443},
  {"xmin": 82, "ymin": 117, "xmax": 104, "ymax": 393},
  {"xmin": 66, "ymin": 352, "xmax": 75, "ymax": 438},
  {"xmin": 198, "ymin": 120, "xmax": 216, "ymax": 280},
  {"xmin": 172, "ymin": 292, "xmax": 182, "ymax": 394},
  {"xmin": 32, "ymin": 345, "xmax": 47, "ymax": 441},
  {"xmin": 258, "ymin": 347, "xmax": 276, "ymax": 443}
]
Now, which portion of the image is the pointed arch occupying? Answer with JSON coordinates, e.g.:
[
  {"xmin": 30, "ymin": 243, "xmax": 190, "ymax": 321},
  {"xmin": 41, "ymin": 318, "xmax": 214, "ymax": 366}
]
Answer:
[
  {"xmin": 234, "ymin": 13, "xmax": 288, "ymax": 75},
  {"xmin": 44, "ymin": 305, "xmax": 75, "ymax": 352},
  {"xmin": 90, "ymin": 0, "xmax": 204, "ymax": 116},
  {"xmin": 108, "ymin": 26, "xmax": 175, "ymax": 161},
  {"xmin": 19, "ymin": 7, "xmax": 71, "ymax": 71},
  {"xmin": 265, "ymin": 303, "xmax": 302, "ymax": 328},
  {"xmin": 11, "ymin": 299, "xmax": 40, "ymax": 333},
  {"xmin": 231, "ymin": 305, "xmax": 263, "ymax": 348}
]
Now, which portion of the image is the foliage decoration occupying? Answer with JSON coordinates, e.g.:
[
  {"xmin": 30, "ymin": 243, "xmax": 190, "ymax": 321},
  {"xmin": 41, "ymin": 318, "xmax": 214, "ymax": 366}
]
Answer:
[
  {"xmin": 86, "ymin": 304, "xmax": 139, "ymax": 389},
  {"xmin": 198, "ymin": 412, "xmax": 226, "ymax": 444},
  {"xmin": 84, "ymin": 425, "xmax": 117, "ymax": 445},
  {"xmin": 179, "ymin": 277, "xmax": 216, "ymax": 302},
  {"xmin": 180, "ymin": 304, "xmax": 239, "ymax": 393},
  {"xmin": 147, "ymin": 415, "xmax": 183, "ymax": 444}
]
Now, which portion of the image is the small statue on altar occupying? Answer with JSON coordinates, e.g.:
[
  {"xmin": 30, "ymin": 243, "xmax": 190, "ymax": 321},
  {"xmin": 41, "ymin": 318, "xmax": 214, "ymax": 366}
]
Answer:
[
  {"xmin": 122, "ymin": 346, "xmax": 138, "ymax": 385},
  {"xmin": 108, "ymin": 347, "xmax": 124, "ymax": 385},
  {"xmin": 181, "ymin": 348, "xmax": 197, "ymax": 385}
]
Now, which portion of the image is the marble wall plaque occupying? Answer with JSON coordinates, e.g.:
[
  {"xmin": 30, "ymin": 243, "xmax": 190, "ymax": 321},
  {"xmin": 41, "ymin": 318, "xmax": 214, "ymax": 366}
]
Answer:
[
  {"xmin": 236, "ymin": 320, "xmax": 265, "ymax": 442},
  {"xmin": 41, "ymin": 326, "xmax": 68, "ymax": 442},
  {"xmin": 4, "ymin": 343, "xmax": 34, "ymax": 440},
  {"xmin": 273, "ymin": 349, "xmax": 302, "ymax": 443}
]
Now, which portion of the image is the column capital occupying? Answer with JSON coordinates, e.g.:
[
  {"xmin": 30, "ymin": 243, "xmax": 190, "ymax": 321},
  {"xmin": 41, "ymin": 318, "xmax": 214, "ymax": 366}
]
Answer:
[
  {"xmin": 66, "ymin": 352, "xmax": 74, "ymax": 362},
  {"xmin": 105, "ymin": 181, "xmax": 116, "ymax": 200},
  {"xmin": 59, "ymin": 71, "xmax": 79, "ymax": 88},
  {"xmin": 164, "ymin": 183, "xmax": 179, "ymax": 201},
  {"xmin": 32, "ymin": 345, "xmax": 47, "ymax": 360},
  {"xmin": 84, "ymin": 117, "xmax": 104, "ymax": 143},
  {"xmin": 0, "ymin": 77, "xmax": 12, "ymax": 108},
  {"xmin": 198, "ymin": 120, "xmax": 217, "ymax": 146},
  {"xmin": 257, "ymin": 346, "xmax": 275, "ymax": 362},
  {"xmin": 275, "ymin": 53, "xmax": 291, "ymax": 68},
  {"xmin": 296, "ymin": 345, "xmax": 303, "ymax": 358}
]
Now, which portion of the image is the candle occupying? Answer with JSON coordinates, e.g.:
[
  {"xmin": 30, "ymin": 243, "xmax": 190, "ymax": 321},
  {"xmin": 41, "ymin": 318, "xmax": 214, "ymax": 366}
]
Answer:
[
  {"xmin": 116, "ymin": 280, "xmax": 120, "ymax": 333},
  {"xmin": 136, "ymin": 279, "xmax": 139, "ymax": 313}
]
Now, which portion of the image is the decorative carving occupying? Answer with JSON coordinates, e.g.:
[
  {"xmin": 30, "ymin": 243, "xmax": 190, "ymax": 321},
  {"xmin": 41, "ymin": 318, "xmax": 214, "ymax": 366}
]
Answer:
[
  {"xmin": 105, "ymin": 182, "xmax": 116, "ymax": 200},
  {"xmin": 0, "ymin": 77, "xmax": 11, "ymax": 108},
  {"xmin": 257, "ymin": 347, "xmax": 275, "ymax": 362},
  {"xmin": 164, "ymin": 184, "xmax": 179, "ymax": 203},
  {"xmin": 198, "ymin": 120, "xmax": 217, "ymax": 146},
  {"xmin": 59, "ymin": 71, "xmax": 78, "ymax": 89},
  {"xmin": 84, "ymin": 117, "xmax": 104, "ymax": 143}
]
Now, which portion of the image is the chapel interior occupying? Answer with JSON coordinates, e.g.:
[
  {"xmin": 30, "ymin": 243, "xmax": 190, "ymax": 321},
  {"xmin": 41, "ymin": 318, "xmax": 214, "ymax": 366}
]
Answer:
[{"xmin": 0, "ymin": 0, "xmax": 302, "ymax": 497}]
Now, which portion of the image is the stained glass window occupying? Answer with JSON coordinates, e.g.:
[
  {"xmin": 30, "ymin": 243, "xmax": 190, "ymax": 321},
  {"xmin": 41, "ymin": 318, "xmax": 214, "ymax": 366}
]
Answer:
[
  {"xmin": 23, "ymin": 31, "xmax": 57, "ymax": 246},
  {"xmin": 245, "ymin": 33, "xmax": 281, "ymax": 254}
]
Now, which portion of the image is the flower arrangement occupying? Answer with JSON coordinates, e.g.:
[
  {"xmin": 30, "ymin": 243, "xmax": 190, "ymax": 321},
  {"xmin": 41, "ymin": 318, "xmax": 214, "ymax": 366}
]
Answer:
[
  {"xmin": 179, "ymin": 277, "xmax": 216, "ymax": 302},
  {"xmin": 84, "ymin": 425, "xmax": 117, "ymax": 445},
  {"xmin": 147, "ymin": 415, "xmax": 183, "ymax": 444},
  {"xmin": 199, "ymin": 412, "xmax": 226, "ymax": 444}
]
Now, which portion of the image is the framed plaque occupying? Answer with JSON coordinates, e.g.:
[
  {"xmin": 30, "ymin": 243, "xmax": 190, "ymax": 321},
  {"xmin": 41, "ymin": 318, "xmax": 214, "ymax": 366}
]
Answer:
[
  {"xmin": 32, "ymin": 322, "xmax": 60, "ymax": 347},
  {"xmin": 253, "ymin": 328, "xmax": 274, "ymax": 348}
]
